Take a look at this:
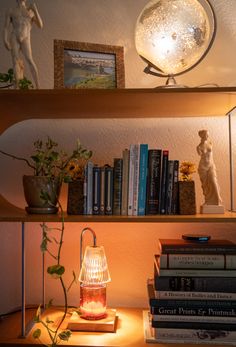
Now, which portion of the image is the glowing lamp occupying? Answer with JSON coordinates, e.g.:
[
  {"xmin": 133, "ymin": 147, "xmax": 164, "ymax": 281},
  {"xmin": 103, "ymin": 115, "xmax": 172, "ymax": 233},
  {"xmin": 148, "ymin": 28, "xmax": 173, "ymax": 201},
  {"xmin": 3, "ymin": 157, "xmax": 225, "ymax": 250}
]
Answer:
[
  {"xmin": 79, "ymin": 228, "xmax": 111, "ymax": 320},
  {"xmin": 135, "ymin": 0, "xmax": 216, "ymax": 86}
]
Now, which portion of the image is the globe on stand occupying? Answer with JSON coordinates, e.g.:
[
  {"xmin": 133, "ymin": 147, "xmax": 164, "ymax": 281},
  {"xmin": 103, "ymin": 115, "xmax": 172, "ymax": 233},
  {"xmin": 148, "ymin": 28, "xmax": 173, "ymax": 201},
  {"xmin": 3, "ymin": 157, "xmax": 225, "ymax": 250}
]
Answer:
[{"xmin": 135, "ymin": 0, "xmax": 216, "ymax": 87}]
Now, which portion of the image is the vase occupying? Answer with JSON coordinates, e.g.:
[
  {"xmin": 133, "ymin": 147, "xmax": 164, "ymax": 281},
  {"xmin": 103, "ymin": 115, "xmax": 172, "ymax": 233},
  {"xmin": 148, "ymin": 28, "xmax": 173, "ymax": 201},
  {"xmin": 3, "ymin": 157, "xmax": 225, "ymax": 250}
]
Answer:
[
  {"xmin": 23, "ymin": 175, "xmax": 61, "ymax": 214},
  {"xmin": 67, "ymin": 178, "xmax": 84, "ymax": 215},
  {"xmin": 178, "ymin": 181, "xmax": 196, "ymax": 215}
]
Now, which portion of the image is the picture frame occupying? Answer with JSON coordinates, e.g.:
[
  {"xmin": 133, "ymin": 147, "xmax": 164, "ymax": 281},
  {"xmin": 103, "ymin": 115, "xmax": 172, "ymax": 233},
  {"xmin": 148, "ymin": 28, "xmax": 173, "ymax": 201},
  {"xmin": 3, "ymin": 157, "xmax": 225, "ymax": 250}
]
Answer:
[{"xmin": 54, "ymin": 40, "xmax": 125, "ymax": 89}]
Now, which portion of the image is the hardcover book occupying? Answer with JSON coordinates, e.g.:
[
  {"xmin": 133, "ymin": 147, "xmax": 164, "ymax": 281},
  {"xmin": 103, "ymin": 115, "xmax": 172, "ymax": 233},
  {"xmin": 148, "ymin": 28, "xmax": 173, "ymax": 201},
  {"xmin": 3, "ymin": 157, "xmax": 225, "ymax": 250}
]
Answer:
[
  {"xmin": 92, "ymin": 166, "xmax": 101, "ymax": 215},
  {"xmin": 113, "ymin": 158, "xmax": 123, "ymax": 215},
  {"xmin": 138, "ymin": 144, "xmax": 148, "ymax": 216},
  {"xmin": 158, "ymin": 238, "xmax": 236, "ymax": 254},
  {"xmin": 105, "ymin": 165, "xmax": 113, "ymax": 215},
  {"xmin": 121, "ymin": 149, "xmax": 129, "ymax": 216},
  {"xmin": 128, "ymin": 144, "xmax": 138, "ymax": 216},
  {"xmin": 158, "ymin": 253, "xmax": 236, "ymax": 269},
  {"xmin": 86, "ymin": 161, "xmax": 94, "ymax": 215},
  {"xmin": 143, "ymin": 311, "xmax": 236, "ymax": 345},
  {"xmin": 160, "ymin": 150, "xmax": 169, "ymax": 214},
  {"xmin": 100, "ymin": 166, "xmax": 106, "ymax": 215},
  {"xmin": 146, "ymin": 149, "xmax": 162, "ymax": 215}
]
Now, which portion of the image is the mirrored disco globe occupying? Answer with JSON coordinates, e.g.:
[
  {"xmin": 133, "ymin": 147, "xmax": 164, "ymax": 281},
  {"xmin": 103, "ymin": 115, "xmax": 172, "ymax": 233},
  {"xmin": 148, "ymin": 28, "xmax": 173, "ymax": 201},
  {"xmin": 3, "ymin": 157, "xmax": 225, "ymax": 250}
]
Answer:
[{"xmin": 135, "ymin": 0, "xmax": 216, "ymax": 79}]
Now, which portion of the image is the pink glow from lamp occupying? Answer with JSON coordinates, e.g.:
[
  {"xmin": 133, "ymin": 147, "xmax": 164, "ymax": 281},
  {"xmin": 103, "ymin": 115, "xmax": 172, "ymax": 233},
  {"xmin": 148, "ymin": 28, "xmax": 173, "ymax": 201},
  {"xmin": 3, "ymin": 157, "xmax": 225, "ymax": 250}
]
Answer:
[{"xmin": 79, "ymin": 227, "xmax": 111, "ymax": 320}]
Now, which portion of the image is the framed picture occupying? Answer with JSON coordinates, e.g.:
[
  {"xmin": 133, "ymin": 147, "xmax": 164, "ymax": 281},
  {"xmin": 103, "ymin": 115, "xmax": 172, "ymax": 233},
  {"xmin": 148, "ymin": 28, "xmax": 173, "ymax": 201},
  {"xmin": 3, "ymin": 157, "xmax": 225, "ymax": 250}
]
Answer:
[{"xmin": 54, "ymin": 40, "xmax": 125, "ymax": 89}]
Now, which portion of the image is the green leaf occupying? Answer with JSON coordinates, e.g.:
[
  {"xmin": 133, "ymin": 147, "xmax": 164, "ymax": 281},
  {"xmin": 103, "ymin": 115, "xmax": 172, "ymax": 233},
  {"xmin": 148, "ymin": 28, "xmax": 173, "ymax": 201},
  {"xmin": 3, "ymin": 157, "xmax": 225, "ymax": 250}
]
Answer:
[
  {"xmin": 33, "ymin": 305, "xmax": 41, "ymax": 322},
  {"xmin": 58, "ymin": 330, "xmax": 71, "ymax": 341},
  {"xmin": 33, "ymin": 328, "xmax": 41, "ymax": 339},
  {"xmin": 47, "ymin": 264, "xmax": 65, "ymax": 278}
]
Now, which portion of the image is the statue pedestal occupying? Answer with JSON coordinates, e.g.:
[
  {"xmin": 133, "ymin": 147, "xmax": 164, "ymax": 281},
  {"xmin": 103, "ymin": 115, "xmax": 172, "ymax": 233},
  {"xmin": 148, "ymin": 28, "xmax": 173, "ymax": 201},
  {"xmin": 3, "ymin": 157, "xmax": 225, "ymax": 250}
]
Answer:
[{"xmin": 200, "ymin": 204, "xmax": 225, "ymax": 214}]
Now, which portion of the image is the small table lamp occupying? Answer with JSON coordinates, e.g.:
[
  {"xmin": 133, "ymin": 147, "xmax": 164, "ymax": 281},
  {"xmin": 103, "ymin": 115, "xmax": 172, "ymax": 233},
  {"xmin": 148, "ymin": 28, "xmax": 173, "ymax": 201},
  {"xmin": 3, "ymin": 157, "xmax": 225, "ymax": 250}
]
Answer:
[{"xmin": 79, "ymin": 227, "xmax": 111, "ymax": 320}]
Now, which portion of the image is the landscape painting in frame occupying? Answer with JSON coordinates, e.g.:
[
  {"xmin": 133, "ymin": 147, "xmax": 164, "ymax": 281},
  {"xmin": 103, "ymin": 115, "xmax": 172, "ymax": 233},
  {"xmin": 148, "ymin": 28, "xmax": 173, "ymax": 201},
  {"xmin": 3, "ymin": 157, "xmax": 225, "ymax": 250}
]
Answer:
[{"xmin": 54, "ymin": 40, "xmax": 125, "ymax": 89}]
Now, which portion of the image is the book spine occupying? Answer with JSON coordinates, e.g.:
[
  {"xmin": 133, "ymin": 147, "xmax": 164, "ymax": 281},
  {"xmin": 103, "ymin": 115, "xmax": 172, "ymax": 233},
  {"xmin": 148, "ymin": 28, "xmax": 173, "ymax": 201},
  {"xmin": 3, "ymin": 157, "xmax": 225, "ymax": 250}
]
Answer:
[
  {"xmin": 83, "ymin": 165, "xmax": 87, "ymax": 214},
  {"xmin": 152, "ymin": 314, "xmax": 236, "ymax": 323},
  {"xmin": 105, "ymin": 166, "xmax": 113, "ymax": 215},
  {"xmin": 165, "ymin": 160, "xmax": 174, "ymax": 215},
  {"xmin": 159, "ymin": 244, "xmax": 236, "ymax": 254},
  {"xmin": 153, "ymin": 328, "xmax": 236, "ymax": 344},
  {"xmin": 157, "ymin": 268, "xmax": 236, "ymax": 277},
  {"xmin": 155, "ymin": 290, "xmax": 236, "ymax": 301},
  {"xmin": 171, "ymin": 160, "xmax": 179, "ymax": 214},
  {"xmin": 160, "ymin": 150, "xmax": 169, "ymax": 214},
  {"xmin": 113, "ymin": 158, "xmax": 123, "ymax": 215},
  {"xmin": 159, "ymin": 253, "xmax": 236, "ymax": 269},
  {"xmin": 132, "ymin": 145, "xmax": 140, "ymax": 216},
  {"xmin": 151, "ymin": 320, "xmax": 236, "ymax": 331},
  {"xmin": 100, "ymin": 166, "xmax": 105, "ymax": 215},
  {"xmin": 121, "ymin": 149, "xmax": 129, "ymax": 216},
  {"xmin": 153, "ymin": 273, "xmax": 236, "ymax": 292},
  {"xmin": 146, "ymin": 149, "xmax": 162, "ymax": 215},
  {"xmin": 150, "ymin": 305, "xmax": 236, "ymax": 317},
  {"xmin": 138, "ymin": 144, "xmax": 148, "ymax": 216},
  {"xmin": 92, "ymin": 166, "xmax": 101, "ymax": 215},
  {"xmin": 86, "ymin": 161, "xmax": 94, "ymax": 215},
  {"xmin": 128, "ymin": 144, "xmax": 136, "ymax": 216}
]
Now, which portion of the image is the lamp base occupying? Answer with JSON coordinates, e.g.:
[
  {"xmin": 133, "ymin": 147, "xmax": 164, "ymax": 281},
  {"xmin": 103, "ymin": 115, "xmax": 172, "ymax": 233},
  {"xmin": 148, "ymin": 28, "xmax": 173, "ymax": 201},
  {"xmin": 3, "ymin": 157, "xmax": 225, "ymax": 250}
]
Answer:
[{"xmin": 67, "ymin": 308, "xmax": 118, "ymax": 332}]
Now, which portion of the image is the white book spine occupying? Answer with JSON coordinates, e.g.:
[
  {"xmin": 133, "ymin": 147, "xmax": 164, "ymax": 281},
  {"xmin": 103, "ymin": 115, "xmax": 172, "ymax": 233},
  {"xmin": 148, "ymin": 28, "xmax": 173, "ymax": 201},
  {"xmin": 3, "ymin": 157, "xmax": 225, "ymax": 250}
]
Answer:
[
  {"xmin": 155, "ymin": 290, "xmax": 236, "ymax": 301},
  {"xmin": 152, "ymin": 315, "xmax": 236, "ymax": 324},
  {"xmin": 160, "ymin": 253, "xmax": 236, "ymax": 269}
]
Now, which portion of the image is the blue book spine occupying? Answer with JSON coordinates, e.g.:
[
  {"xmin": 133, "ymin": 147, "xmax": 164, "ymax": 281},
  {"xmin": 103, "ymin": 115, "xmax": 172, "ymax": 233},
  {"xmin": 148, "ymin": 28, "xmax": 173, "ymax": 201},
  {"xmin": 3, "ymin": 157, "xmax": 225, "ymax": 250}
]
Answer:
[{"xmin": 138, "ymin": 144, "xmax": 148, "ymax": 215}]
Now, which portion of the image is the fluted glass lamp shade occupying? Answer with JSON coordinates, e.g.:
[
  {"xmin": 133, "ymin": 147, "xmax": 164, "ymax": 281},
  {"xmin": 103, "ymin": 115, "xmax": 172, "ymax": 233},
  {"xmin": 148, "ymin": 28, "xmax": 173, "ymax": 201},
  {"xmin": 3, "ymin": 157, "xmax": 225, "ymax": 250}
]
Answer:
[
  {"xmin": 79, "ymin": 246, "xmax": 111, "ymax": 320},
  {"xmin": 135, "ymin": 0, "xmax": 216, "ymax": 86}
]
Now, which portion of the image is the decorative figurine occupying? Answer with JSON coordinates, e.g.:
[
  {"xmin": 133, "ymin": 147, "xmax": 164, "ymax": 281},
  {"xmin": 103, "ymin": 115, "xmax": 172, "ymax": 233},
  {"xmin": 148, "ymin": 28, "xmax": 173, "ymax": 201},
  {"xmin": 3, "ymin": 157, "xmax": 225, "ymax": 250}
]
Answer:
[
  {"xmin": 196, "ymin": 129, "xmax": 224, "ymax": 214},
  {"xmin": 3, "ymin": 0, "xmax": 43, "ymax": 88}
]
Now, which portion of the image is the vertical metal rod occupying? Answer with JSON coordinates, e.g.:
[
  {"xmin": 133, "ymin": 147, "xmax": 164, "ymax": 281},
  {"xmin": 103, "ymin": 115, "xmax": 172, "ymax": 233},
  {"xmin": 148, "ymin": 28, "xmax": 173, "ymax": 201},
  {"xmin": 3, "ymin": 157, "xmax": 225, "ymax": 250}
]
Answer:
[
  {"xmin": 228, "ymin": 111, "xmax": 234, "ymax": 211},
  {"xmin": 21, "ymin": 222, "xmax": 26, "ymax": 338}
]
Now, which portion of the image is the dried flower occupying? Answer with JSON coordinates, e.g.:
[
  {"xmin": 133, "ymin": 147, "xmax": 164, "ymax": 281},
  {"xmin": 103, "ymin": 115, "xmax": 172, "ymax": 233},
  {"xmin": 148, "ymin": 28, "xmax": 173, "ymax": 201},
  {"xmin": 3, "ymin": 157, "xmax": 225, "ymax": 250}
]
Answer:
[{"xmin": 180, "ymin": 161, "xmax": 196, "ymax": 181}]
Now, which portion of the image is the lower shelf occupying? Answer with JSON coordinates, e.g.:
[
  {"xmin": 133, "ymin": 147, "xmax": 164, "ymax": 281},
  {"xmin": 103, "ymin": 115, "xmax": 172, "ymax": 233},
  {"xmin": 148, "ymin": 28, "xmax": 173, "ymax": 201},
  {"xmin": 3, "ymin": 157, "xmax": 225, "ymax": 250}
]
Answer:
[{"xmin": 0, "ymin": 307, "xmax": 231, "ymax": 347}]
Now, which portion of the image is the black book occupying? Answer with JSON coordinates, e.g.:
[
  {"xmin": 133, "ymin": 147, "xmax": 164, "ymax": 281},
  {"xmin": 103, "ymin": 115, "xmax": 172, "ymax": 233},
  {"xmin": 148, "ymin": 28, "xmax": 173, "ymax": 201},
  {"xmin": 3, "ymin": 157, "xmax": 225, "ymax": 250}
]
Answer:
[
  {"xmin": 146, "ymin": 149, "xmax": 162, "ymax": 215},
  {"xmin": 105, "ymin": 165, "xmax": 113, "ymax": 215},
  {"xmin": 113, "ymin": 158, "xmax": 123, "ymax": 215},
  {"xmin": 159, "ymin": 150, "xmax": 169, "ymax": 214},
  {"xmin": 92, "ymin": 166, "xmax": 101, "ymax": 215}
]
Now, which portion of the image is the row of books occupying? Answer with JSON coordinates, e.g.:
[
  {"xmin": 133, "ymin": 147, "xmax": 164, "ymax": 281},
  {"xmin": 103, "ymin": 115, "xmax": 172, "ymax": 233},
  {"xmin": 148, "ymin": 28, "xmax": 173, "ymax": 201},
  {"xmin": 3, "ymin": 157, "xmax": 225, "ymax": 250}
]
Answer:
[
  {"xmin": 83, "ymin": 144, "xmax": 179, "ymax": 216},
  {"xmin": 145, "ymin": 238, "xmax": 236, "ymax": 345}
]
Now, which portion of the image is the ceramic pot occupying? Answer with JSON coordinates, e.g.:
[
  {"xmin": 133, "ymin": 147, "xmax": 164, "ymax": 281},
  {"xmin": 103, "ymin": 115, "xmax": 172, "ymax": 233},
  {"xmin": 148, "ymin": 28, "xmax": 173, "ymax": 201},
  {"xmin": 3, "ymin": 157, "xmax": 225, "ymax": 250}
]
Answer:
[{"xmin": 23, "ymin": 175, "xmax": 61, "ymax": 214}]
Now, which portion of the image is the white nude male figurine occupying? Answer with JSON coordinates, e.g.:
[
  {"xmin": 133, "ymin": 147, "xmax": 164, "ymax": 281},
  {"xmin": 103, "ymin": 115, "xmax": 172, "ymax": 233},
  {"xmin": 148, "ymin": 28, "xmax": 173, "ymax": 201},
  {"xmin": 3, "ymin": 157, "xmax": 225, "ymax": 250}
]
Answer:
[
  {"xmin": 3, "ymin": 0, "xmax": 43, "ymax": 88},
  {"xmin": 196, "ymin": 130, "xmax": 224, "ymax": 214}
]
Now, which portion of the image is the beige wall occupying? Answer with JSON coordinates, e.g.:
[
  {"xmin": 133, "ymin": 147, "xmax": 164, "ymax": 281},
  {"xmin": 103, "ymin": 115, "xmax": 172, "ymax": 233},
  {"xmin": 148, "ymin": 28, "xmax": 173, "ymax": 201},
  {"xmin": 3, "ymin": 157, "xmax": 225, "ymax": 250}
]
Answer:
[{"xmin": 1, "ymin": 0, "xmax": 236, "ymax": 313}]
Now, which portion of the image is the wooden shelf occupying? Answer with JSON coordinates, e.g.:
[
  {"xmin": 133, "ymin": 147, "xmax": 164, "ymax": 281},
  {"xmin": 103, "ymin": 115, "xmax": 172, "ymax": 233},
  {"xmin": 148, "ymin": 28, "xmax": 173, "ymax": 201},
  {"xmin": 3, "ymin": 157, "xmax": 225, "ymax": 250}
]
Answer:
[
  {"xmin": 0, "ymin": 307, "xmax": 226, "ymax": 347},
  {"xmin": 1, "ymin": 194, "xmax": 236, "ymax": 223},
  {"xmin": 1, "ymin": 87, "xmax": 236, "ymax": 134}
]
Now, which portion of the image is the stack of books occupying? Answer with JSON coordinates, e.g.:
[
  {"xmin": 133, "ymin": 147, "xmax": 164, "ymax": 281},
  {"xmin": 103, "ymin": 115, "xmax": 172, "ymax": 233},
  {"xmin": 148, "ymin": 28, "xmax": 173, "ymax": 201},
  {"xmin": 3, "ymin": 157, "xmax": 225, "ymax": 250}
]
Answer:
[{"xmin": 144, "ymin": 238, "xmax": 236, "ymax": 345}]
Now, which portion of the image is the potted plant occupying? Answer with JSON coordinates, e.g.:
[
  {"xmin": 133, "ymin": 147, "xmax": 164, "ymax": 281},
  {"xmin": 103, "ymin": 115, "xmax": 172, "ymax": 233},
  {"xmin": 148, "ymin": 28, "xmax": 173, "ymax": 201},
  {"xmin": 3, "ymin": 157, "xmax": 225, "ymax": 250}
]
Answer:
[
  {"xmin": 178, "ymin": 161, "xmax": 197, "ymax": 215},
  {"xmin": 0, "ymin": 137, "xmax": 92, "ymax": 214}
]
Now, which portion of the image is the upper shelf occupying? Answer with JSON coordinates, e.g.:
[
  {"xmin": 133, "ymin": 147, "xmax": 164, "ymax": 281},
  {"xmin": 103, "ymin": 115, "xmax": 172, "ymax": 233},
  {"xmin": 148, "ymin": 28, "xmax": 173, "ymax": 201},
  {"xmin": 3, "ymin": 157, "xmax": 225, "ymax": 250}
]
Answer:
[{"xmin": 1, "ymin": 87, "xmax": 236, "ymax": 134}]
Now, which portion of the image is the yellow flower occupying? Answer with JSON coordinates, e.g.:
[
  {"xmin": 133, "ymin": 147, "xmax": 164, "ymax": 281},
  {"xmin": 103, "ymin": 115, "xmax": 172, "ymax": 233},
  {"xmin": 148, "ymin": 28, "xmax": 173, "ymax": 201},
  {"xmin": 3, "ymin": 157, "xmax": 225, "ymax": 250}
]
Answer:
[{"xmin": 180, "ymin": 161, "xmax": 196, "ymax": 181}]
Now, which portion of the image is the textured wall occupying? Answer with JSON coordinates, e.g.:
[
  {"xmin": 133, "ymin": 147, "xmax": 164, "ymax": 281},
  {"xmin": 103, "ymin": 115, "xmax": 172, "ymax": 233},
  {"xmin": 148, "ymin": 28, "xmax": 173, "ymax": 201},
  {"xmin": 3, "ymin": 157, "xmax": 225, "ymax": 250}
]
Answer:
[{"xmin": 0, "ymin": 0, "xmax": 236, "ymax": 313}]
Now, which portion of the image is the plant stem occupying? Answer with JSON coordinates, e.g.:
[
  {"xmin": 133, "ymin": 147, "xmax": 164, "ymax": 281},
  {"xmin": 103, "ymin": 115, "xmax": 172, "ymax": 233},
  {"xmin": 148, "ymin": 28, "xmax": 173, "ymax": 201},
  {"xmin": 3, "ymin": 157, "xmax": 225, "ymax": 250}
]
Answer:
[{"xmin": 0, "ymin": 149, "xmax": 36, "ymax": 171}]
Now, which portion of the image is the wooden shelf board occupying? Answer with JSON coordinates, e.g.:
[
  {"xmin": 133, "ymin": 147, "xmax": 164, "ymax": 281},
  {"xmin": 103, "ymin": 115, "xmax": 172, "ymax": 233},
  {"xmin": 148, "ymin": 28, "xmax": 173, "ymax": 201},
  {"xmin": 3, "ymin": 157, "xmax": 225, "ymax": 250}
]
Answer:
[
  {"xmin": 0, "ymin": 307, "xmax": 224, "ymax": 347},
  {"xmin": 1, "ymin": 88, "xmax": 236, "ymax": 134},
  {"xmin": 1, "ymin": 194, "xmax": 236, "ymax": 223}
]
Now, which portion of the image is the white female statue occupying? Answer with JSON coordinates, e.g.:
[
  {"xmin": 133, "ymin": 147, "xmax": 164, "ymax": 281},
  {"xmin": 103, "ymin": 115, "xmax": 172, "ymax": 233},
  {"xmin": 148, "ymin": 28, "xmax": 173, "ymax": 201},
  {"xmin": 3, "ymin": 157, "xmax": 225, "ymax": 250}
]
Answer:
[
  {"xmin": 196, "ymin": 130, "xmax": 224, "ymax": 213},
  {"xmin": 3, "ymin": 0, "xmax": 43, "ymax": 88}
]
